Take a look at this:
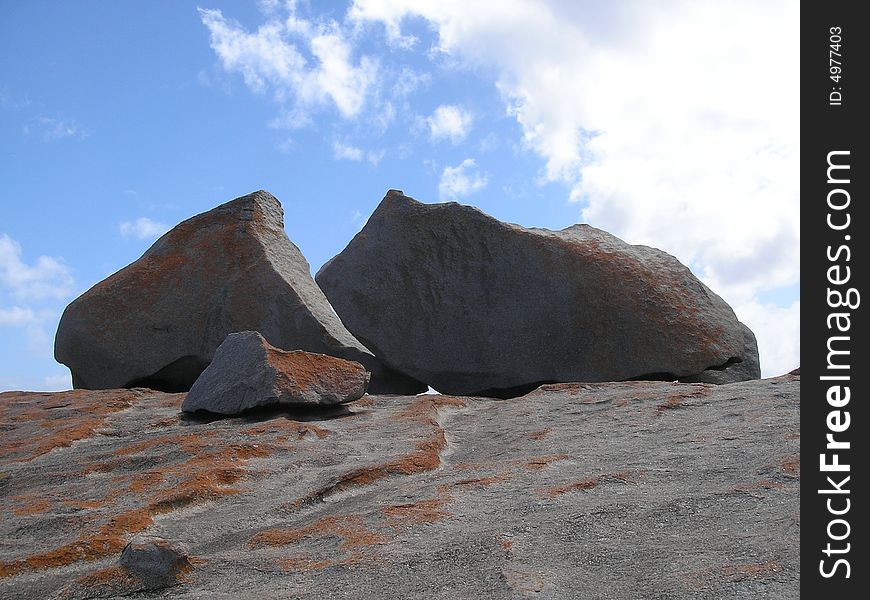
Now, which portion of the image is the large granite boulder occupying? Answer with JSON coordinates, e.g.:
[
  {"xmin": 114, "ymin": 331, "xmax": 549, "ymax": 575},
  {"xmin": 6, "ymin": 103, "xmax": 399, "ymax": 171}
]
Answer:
[
  {"xmin": 316, "ymin": 190, "xmax": 760, "ymax": 396},
  {"xmin": 54, "ymin": 190, "xmax": 424, "ymax": 395},
  {"xmin": 181, "ymin": 331, "xmax": 369, "ymax": 414}
]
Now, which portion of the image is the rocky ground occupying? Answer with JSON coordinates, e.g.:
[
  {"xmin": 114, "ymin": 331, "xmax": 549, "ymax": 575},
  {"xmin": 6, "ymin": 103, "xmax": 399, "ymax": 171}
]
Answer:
[{"xmin": 0, "ymin": 372, "xmax": 799, "ymax": 599}]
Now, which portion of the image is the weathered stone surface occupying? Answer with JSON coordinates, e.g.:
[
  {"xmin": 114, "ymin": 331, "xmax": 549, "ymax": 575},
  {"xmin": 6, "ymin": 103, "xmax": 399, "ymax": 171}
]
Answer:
[
  {"xmin": 118, "ymin": 535, "xmax": 192, "ymax": 589},
  {"xmin": 316, "ymin": 190, "xmax": 760, "ymax": 396},
  {"xmin": 54, "ymin": 190, "xmax": 424, "ymax": 395},
  {"xmin": 681, "ymin": 323, "xmax": 761, "ymax": 384},
  {"xmin": 181, "ymin": 331, "xmax": 369, "ymax": 414},
  {"xmin": 0, "ymin": 373, "xmax": 799, "ymax": 599}
]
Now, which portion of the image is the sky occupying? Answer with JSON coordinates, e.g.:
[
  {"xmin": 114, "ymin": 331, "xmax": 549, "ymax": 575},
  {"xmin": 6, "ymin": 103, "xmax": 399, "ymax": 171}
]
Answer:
[{"xmin": 0, "ymin": 0, "xmax": 799, "ymax": 391}]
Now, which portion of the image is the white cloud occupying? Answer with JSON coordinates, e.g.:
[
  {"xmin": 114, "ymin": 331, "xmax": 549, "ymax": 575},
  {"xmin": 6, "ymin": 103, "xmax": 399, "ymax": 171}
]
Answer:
[
  {"xmin": 199, "ymin": 7, "xmax": 378, "ymax": 121},
  {"xmin": 426, "ymin": 104, "xmax": 472, "ymax": 143},
  {"xmin": 333, "ymin": 140, "xmax": 364, "ymax": 161},
  {"xmin": 332, "ymin": 141, "xmax": 385, "ymax": 166},
  {"xmin": 352, "ymin": 0, "xmax": 800, "ymax": 374},
  {"xmin": 392, "ymin": 67, "xmax": 431, "ymax": 97},
  {"xmin": 439, "ymin": 158, "xmax": 487, "ymax": 200},
  {"xmin": 0, "ymin": 306, "xmax": 39, "ymax": 327},
  {"xmin": 30, "ymin": 116, "xmax": 88, "ymax": 141},
  {"xmin": 0, "ymin": 234, "xmax": 74, "ymax": 301},
  {"xmin": 733, "ymin": 299, "xmax": 800, "ymax": 378},
  {"xmin": 119, "ymin": 217, "xmax": 170, "ymax": 241},
  {"xmin": 40, "ymin": 373, "xmax": 72, "ymax": 392}
]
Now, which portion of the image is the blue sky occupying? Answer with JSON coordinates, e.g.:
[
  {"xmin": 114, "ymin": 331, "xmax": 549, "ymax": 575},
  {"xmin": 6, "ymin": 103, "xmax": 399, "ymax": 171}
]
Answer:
[{"xmin": 0, "ymin": 1, "xmax": 799, "ymax": 391}]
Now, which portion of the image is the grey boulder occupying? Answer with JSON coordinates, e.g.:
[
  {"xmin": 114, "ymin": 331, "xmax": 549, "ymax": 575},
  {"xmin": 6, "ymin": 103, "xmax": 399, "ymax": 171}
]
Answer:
[
  {"xmin": 181, "ymin": 331, "xmax": 369, "ymax": 414},
  {"xmin": 316, "ymin": 190, "xmax": 760, "ymax": 396},
  {"xmin": 118, "ymin": 535, "xmax": 192, "ymax": 590},
  {"xmin": 54, "ymin": 190, "xmax": 424, "ymax": 395}
]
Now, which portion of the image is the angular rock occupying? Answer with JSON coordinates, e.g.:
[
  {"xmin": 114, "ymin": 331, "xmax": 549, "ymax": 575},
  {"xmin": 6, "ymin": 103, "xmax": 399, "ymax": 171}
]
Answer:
[
  {"xmin": 118, "ymin": 535, "xmax": 192, "ymax": 590},
  {"xmin": 181, "ymin": 331, "xmax": 369, "ymax": 414},
  {"xmin": 316, "ymin": 190, "xmax": 760, "ymax": 396},
  {"xmin": 54, "ymin": 190, "xmax": 424, "ymax": 395}
]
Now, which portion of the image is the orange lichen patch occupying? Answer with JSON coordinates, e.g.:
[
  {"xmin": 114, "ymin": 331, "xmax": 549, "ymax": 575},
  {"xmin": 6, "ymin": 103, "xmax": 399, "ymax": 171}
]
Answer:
[
  {"xmin": 397, "ymin": 396, "xmax": 466, "ymax": 424},
  {"xmin": 242, "ymin": 421, "xmax": 330, "ymax": 440},
  {"xmin": 519, "ymin": 454, "xmax": 572, "ymax": 471},
  {"xmin": 266, "ymin": 346, "xmax": 367, "ymax": 394},
  {"xmin": 452, "ymin": 473, "xmax": 511, "ymax": 488},
  {"xmin": 0, "ymin": 390, "xmax": 139, "ymax": 463},
  {"xmin": 11, "ymin": 498, "xmax": 52, "ymax": 516},
  {"xmin": 129, "ymin": 472, "xmax": 164, "ymax": 494},
  {"xmin": 0, "ymin": 436, "xmax": 271, "ymax": 579},
  {"xmin": 148, "ymin": 417, "xmax": 178, "ymax": 428},
  {"xmin": 780, "ymin": 455, "xmax": 800, "ymax": 477},
  {"xmin": 251, "ymin": 515, "xmax": 389, "ymax": 551},
  {"xmin": 499, "ymin": 536, "xmax": 514, "ymax": 551},
  {"xmin": 112, "ymin": 431, "xmax": 215, "ymax": 457},
  {"xmin": 655, "ymin": 395, "xmax": 684, "ymax": 415},
  {"xmin": 151, "ymin": 392, "xmax": 186, "ymax": 409},
  {"xmin": 301, "ymin": 428, "xmax": 448, "ymax": 505},
  {"xmin": 76, "ymin": 565, "xmax": 141, "ymax": 588},
  {"xmin": 278, "ymin": 555, "xmax": 334, "ymax": 572},
  {"xmin": 529, "ymin": 428, "xmax": 551, "ymax": 441},
  {"xmin": 541, "ymin": 477, "xmax": 599, "ymax": 498},
  {"xmin": 382, "ymin": 498, "xmax": 452, "ymax": 527}
]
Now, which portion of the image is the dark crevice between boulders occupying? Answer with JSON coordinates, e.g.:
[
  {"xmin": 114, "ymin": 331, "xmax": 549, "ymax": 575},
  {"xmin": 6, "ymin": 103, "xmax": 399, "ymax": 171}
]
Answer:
[
  {"xmin": 627, "ymin": 356, "xmax": 744, "ymax": 383},
  {"xmin": 470, "ymin": 381, "xmax": 558, "ymax": 399},
  {"xmin": 125, "ymin": 355, "xmax": 210, "ymax": 393},
  {"xmin": 179, "ymin": 402, "xmax": 356, "ymax": 425}
]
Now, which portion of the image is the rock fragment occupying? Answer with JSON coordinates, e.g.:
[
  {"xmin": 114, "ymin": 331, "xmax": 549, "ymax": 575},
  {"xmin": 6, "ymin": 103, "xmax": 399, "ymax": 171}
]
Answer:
[{"xmin": 181, "ymin": 331, "xmax": 369, "ymax": 414}]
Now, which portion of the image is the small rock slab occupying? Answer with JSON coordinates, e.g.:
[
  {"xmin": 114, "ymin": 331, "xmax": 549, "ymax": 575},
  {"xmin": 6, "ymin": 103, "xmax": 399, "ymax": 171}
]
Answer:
[
  {"xmin": 118, "ymin": 535, "xmax": 192, "ymax": 590},
  {"xmin": 181, "ymin": 331, "xmax": 369, "ymax": 414}
]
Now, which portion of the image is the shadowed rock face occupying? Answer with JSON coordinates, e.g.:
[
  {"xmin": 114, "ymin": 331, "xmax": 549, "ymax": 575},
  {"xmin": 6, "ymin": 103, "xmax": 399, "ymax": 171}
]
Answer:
[
  {"xmin": 54, "ymin": 190, "xmax": 424, "ymax": 395},
  {"xmin": 0, "ymin": 373, "xmax": 798, "ymax": 599},
  {"xmin": 181, "ymin": 331, "xmax": 369, "ymax": 414},
  {"xmin": 316, "ymin": 190, "xmax": 760, "ymax": 396}
]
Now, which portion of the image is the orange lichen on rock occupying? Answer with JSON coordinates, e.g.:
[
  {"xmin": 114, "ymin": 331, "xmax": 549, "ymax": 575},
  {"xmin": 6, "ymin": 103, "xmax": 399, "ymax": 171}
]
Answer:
[
  {"xmin": 278, "ymin": 555, "xmax": 334, "ymax": 572},
  {"xmin": 519, "ymin": 454, "xmax": 572, "ymax": 471},
  {"xmin": 397, "ymin": 396, "xmax": 466, "ymax": 424},
  {"xmin": 0, "ymin": 390, "xmax": 139, "ymax": 463},
  {"xmin": 529, "ymin": 428, "xmax": 552, "ymax": 441},
  {"xmin": 732, "ymin": 480, "xmax": 786, "ymax": 495},
  {"xmin": 76, "ymin": 565, "xmax": 142, "ymax": 588},
  {"xmin": 780, "ymin": 455, "xmax": 800, "ymax": 477},
  {"xmin": 382, "ymin": 498, "xmax": 452, "ymax": 526},
  {"xmin": 242, "ymin": 420, "xmax": 331, "ymax": 440},
  {"xmin": 655, "ymin": 395, "xmax": 684, "ymax": 415},
  {"xmin": 251, "ymin": 515, "xmax": 389, "ymax": 551},
  {"xmin": 452, "ymin": 473, "xmax": 510, "ymax": 488},
  {"xmin": 0, "ymin": 423, "xmax": 274, "ymax": 579},
  {"xmin": 11, "ymin": 496, "xmax": 52, "ymax": 516},
  {"xmin": 541, "ymin": 477, "xmax": 599, "ymax": 498}
]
